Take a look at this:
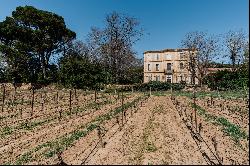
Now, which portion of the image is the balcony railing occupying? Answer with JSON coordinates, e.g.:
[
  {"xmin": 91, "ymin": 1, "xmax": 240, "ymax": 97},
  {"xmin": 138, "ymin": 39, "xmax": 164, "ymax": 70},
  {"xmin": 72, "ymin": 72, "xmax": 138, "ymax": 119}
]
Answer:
[{"xmin": 164, "ymin": 69, "xmax": 174, "ymax": 75}]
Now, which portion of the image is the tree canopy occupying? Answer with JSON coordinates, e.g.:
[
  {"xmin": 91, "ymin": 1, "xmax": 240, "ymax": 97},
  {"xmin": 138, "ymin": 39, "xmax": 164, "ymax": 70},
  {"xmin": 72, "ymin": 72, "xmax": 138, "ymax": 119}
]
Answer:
[{"xmin": 0, "ymin": 6, "xmax": 76, "ymax": 83}]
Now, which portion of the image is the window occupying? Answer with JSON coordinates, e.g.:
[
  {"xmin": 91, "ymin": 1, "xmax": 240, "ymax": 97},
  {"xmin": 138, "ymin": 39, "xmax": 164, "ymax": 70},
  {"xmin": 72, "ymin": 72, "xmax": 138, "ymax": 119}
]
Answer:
[
  {"xmin": 180, "ymin": 52, "xmax": 184, "ymax": 59},
  {"xmin": 156, "ymin": 54, "xmax": 159, "ymax": 60},
  {"xmin": 156, "ymin": 75, "xmax": 160, "ymax": 81},
  {"xmin": 148, "ymin": 64, "xmax": 151, "ymax": 71},
  {"xmin": 156, "ymin": 64, "xmax": 159, "ymax": 71},
  {"xmin": 165, "ymin": 54, "xmax": 172, "ymax": 60},
  {"xmin": 167, "ymin": 63, "xmax": 171, "ymax": 70},
  {"xmin": 148, "ymin": 55, "xmax": 151, "ymax": 61},
  {"xmin": 180, "ymin": 63, "xmax": 184, "ymax": 70},
  {"xmin": 166, "ymin": 76, "xmax": 171, "ymax": 83}
]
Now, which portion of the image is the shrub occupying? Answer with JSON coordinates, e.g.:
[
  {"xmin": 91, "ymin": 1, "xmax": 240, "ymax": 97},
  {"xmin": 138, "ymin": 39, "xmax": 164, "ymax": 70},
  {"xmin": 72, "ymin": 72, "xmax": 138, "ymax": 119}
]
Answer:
[
  {"xmin": 133, "ymin": 81, "xmax": 185, "ymax": 91},
  {"xmin": 203, "ymin": 69, "xmax": 249, "ymax": 91}
]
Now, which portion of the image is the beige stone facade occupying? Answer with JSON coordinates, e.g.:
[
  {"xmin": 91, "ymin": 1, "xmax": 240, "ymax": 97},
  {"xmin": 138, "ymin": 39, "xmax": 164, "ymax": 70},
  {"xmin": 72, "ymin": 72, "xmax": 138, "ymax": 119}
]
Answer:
[{"xmin": 143, "ymin": 48, "xmax": 198, "ymax": 84}]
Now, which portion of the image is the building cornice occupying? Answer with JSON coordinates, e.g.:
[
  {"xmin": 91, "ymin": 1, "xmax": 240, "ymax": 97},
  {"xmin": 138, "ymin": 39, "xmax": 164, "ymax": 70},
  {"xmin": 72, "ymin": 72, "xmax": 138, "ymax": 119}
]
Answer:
[{"xmin": 143, "ymin": 48, "xmax": 194, "ymax": 54}]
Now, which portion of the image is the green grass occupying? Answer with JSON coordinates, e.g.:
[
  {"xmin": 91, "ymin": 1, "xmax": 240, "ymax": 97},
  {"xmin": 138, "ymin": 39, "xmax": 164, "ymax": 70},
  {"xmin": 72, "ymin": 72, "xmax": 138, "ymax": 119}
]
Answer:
[
  {"xmin": 174, "ymin": 90, "xmax": 248, "ymax": 99},
  {"xmin": 17, "ymin": 118, "xmax": 53, "ymax": 131},
  {"xmin": 190, "ymin": 103, "xmax": 217, "ymax": 121},
  {"xmin": 216, "ymin": 117, "xmax": 248, "ymax": 141},
  {"xmin": 15, "ymin": 151, "xmax": 33, "ymax": 165},
  {"xmin": 146, "ymin": 142, "xmax": 157, "ymax": 152},
  {"xmin": 0, "ymin": 126, "xmax": 13, "ymax": 138},
  {"xmin": 0, "ymin": 113, "xmax": 18, "ymax": 121},
  {"xmin": 151, "ymin": 91, "xmax": 167, "ymax": 96},
  {"xmin": 190, "ymin": 103, "xmax": 248, "ymax": 142},
  {"xmin": 0, "ymin": 117, "xmax": 55, "ymax": 138}
]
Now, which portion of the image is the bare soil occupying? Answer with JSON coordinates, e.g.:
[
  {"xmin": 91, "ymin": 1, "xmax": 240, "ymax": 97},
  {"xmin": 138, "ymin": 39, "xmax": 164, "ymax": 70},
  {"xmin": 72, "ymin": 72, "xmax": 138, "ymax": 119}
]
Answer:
[{"xmin": 0, "ymin": 85, "xmax": 248, "ymax": 165}]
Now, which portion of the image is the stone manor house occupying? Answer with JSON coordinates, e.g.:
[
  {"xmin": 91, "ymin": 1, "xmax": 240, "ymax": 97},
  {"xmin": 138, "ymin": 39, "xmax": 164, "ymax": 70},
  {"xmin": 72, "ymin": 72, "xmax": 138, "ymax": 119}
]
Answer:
[{"xmin": 143, "ymin": 48, "xmax": 198, "ymax": 84}]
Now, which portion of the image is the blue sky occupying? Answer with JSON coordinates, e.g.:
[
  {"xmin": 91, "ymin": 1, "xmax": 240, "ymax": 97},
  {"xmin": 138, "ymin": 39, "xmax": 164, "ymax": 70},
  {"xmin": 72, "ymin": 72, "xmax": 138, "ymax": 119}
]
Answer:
[{"xmin": 0, "ymin": 0, "xmax": 249, "ymax": 61}]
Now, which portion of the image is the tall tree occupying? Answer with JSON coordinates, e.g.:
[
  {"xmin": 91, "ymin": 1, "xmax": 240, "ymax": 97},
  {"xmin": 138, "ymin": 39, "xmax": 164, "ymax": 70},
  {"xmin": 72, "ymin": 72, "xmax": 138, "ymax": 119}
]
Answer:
[
  {"xmin": 87, "ymin": 11, "xmax": 143, "ymax": 84},
  {"xmin": 224, "ymin": 30, "xmax": 246, "ymax": 71},
  {"xmin": 181, "ymin": 31, "xmax": 219, "ymax": 86},
  {"xmin": 59, "ymin": 40, "xmax": 110, "ymax": 89},
  {"xmin": 0, "ymin": 6, "xmax": 76, "ymax": 82}
]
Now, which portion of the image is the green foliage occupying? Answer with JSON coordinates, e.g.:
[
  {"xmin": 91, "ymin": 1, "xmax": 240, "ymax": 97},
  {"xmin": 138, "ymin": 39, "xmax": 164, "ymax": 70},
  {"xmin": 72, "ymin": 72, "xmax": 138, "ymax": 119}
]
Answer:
[
  {"xmin": 59, "ymin": 52, "xmax": 110, "ymax": 89},
  {"xmin": 146, "ymin": 142, "xmax": 157, "ymax": 152},
  {"xmin": 87, "ymin": 12, "xmax": 143, "ymax": 84},
  {"xmin": 208, "ymin": 61, "xmax": 233, "ymax": 68},
  {"xmin": 134, "ymin": 81, "xmax": 185, "ymax": 91},
  {"xmin": 216, "ymin": 117, "xmax": 248, "ymax": 141},
  {"xmin": 122, "ymin": 66, "xmax": 143, "ymax": 84},
  {"xmin": 15, "ymin": 152, "xmax": 33, "ymax": 165},
  {"xmin": 203, "ymin": 69, "xmax": 249, "ymax": 90},
  {"xmin": 191, "ymin": 102, "xmax": 248, "ymax": 142},
  {"xmin": 0, "ymin": 6, "xmax": 75, "ymax": 84},
  {"xmin": 0, "ymin": 126, "xmax": 13, "ymax": 138}
]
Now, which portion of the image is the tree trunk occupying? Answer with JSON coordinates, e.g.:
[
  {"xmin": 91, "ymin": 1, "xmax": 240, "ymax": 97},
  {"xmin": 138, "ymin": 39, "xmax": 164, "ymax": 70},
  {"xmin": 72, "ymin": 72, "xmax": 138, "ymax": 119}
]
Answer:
[{"xmin": 41, "ymin": 54, "xmax": 47, "ymax": 79}]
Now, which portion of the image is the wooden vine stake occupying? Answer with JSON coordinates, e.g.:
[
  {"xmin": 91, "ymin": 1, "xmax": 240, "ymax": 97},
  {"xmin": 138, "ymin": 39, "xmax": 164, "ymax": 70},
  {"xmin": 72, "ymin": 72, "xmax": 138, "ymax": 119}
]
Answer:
[
  {"xmin": 1, "ymin": 84, "xmax": 5, "ymax": 112},
  {"xmin": 171, "ymin": 86, "xmax": 173, "ymax": 100},
  {"xmin": 74, "ymin": 88, "xmax": 77, "ymax": 101},
  {"xmin": 69, "ymin": 90, "xmax": 72, "ymax": 115},
  {"xmin": 198, "ymin": 122, "xmax": 202, "ymax": 135},
  {"xmin": 40, "ymin": 93, "xmax": 44, "ymax": 111},
  {"xmin": 94, "ymin": 89, "xmax": 97, "ymax": 102},
  {"xmin": 149, "ymin": 87, "xmax": 152, "ymax": 97},
  {"xmin": 212, "ymin": 136, "xmax": 223, "ymax": 164},
  {"xmin": 57, "ymin": 151, "xmax": 66, "ymax": 165},
  {"xmin": 31, "ymin": 87, "xmax": 35, "ymax": 117},
  {"xmin": 210, "ymin": 95, "xmax": 213, "ymax": 106},
  {"xmin": 97, "ymin": 126, "xmax": 104, "ymax": 148},
  {"xmin": 59, "ymin": 108, "xmax": 62, "ymax": 121},
  {"xmin": 13, "ymin": 84, "xmax": 17, "ymax": 106},
  {"xmin": 56, "ymin": 91, "xmax": 59, "ymax": 105},
  {"xmin": 116, "ymin": 115, "xmax": 119, "ymax": 125},
  {"xmin": 21, "ymin": 92, "xmax": 24, "ymax": 114},
  {"xmin": 217, "ymin": 87, "xmax": 221, "ymax": 100},
  {"xmin": 20, "ymin": 108, "xmax": 23, "ymax": 118},
  {"xmin": 75, "ymin": 89, "xmax": 79, "ymax": 115},
  {"xmin": 193, "ymin": 87, "xmax": 198, "ymax": 133},
  {"xmin": 121, "ymin": 87, "xmax": 124, "ymax": 126},
  {"xmin": 118, "ymin": 89, "xmax": 120, "ymax": 100}
]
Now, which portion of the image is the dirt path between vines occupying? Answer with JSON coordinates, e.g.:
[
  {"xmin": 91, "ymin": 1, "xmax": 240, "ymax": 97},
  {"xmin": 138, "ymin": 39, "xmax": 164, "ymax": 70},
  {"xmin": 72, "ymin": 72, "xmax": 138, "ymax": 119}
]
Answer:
[{"xmin": 67, "ymin": 96, "xmax": 207, "ymax": 165}]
